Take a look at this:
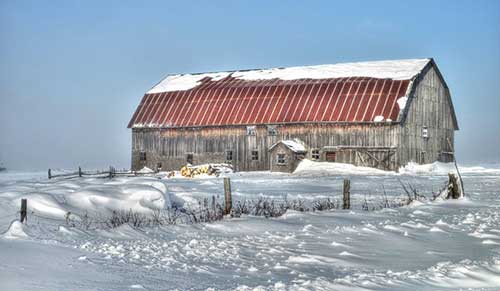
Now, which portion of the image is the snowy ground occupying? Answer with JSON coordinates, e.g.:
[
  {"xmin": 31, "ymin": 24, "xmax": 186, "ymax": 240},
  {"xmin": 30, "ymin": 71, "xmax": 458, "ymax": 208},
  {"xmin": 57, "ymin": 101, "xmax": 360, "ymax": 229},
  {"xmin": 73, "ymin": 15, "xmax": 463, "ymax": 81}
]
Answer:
[{"xmin": 1, "ymin": 161, "xmax": 500, "ymax": 290}]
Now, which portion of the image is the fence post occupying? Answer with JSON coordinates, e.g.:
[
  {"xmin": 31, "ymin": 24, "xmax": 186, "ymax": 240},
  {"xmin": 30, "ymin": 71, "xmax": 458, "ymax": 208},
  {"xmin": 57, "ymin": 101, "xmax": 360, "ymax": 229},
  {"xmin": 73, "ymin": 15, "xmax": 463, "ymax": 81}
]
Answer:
[
  {"xmin": 109, "ymin": 166, "xmax": 113, "ymax": 178},
  {"xmin": 48, "ymin": 168, "xmax": 52, "ymax": 179},
  {"xmin": 20, "ymin": 199, "xmax": 27, "ymax": 223},
  {"xmin": 223, "ymin": 177, "xmax": 232, "ymax": 215},
  {"xmin": 343, "ymin": 178, "xmax": 350, "ymax": 210},
  {"xmin": 78, "ymin": 166, "xmax": 82, "ymax": 177}
]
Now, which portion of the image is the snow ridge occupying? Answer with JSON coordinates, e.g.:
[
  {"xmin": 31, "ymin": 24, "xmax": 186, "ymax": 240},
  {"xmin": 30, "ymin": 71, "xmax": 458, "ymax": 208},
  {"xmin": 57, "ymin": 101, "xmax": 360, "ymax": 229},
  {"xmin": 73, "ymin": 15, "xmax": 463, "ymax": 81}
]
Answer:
[{"xmin": 148, "ymin": 59, "xmax": 430, "ymax": 93}]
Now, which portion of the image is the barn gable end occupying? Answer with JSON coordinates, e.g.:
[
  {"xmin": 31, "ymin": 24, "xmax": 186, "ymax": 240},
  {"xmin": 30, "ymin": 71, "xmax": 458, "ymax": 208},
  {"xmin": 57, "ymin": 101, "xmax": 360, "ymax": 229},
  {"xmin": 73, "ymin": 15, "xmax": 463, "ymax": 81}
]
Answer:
[{"xmin": 398, "ymin": 61, "xmax": 458, "ymax": 165}]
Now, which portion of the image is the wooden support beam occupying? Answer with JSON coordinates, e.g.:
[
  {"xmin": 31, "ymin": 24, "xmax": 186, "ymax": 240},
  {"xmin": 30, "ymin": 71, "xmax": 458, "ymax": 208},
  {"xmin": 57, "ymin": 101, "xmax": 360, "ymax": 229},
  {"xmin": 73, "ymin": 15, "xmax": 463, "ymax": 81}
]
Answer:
[
  {"xmin": 356, "ymin": 151, "xmax": 366, "ymax": 166},
  {"xmin": 364, "ymin": 151, "xmax": 380, "ymax": 167}
]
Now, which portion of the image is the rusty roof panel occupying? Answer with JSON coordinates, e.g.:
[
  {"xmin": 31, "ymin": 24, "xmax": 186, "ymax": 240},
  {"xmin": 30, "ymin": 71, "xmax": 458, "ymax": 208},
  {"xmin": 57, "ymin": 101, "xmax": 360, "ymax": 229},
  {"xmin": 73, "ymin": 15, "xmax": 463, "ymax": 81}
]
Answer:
[{"xmin": 129, "ymin": 76, "xmax": 414, "ymax": 128}]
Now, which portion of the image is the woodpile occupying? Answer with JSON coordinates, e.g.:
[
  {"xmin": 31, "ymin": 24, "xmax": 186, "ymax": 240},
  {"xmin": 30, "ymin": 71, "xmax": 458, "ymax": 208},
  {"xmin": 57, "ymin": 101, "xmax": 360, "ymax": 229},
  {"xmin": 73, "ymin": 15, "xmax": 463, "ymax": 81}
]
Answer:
[
  {"xmin": 178, "ymin": 163, "xmax": 232, "ymax": 178},
  {"xmin": 180, "ymin": 165, "xmax": 217, "ymax": 178}
]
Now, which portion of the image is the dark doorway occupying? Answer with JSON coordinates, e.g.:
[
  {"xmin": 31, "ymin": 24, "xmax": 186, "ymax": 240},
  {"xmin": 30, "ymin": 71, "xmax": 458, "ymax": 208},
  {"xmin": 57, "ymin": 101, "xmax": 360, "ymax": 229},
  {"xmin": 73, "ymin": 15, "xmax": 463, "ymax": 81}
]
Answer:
[
  {"xmin": 326, "ymin": 151, "xmax": 336, "ymax": 162},
  {"xmin": 186, "ymin": 153, "xmax": 194, "ymax": 164}
]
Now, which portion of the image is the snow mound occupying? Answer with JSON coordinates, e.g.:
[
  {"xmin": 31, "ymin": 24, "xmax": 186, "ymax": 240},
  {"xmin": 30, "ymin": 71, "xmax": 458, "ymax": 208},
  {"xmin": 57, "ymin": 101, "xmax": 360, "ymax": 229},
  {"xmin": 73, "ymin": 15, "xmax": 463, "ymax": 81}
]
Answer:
[
  {"xmin": 136, "ymin": 167, "xmax": 154, "ymax": 174},
  {"xmin": 66, "ymin": 183, "xmax": 167, "ymax": 215},
  {"xmin": 294, "ymin": 159, "xmax": 393, "ymax": 176},
  {"xmin": 2, "ymin": 221, "xmax": 28, "ymax": 239},
  {"xmin": 399, "ymin": 161, "xmax": 500, "ymax": 175},
  {"xmin": 11, "ymin": 193, "xmax": 70, "ymax": 219},
  {"xmin": 399, "ymin": 162, "xmax": 456, "ymax": 175}
]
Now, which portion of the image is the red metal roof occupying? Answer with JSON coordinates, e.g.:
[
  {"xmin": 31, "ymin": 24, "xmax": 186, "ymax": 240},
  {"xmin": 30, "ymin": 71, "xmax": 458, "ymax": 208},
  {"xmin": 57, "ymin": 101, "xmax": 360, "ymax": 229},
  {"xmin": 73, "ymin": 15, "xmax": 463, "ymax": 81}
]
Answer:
[{"xmin": 128, "ymin": 76, "xmax": 411, "ymax": 128}]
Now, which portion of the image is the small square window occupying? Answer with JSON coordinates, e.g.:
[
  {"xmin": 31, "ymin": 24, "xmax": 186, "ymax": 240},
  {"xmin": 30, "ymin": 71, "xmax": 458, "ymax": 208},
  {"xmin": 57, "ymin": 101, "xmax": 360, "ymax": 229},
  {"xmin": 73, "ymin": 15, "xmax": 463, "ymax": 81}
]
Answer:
[
  {"xmin": 267, "ymin": 125, "xmax": 277, "ymax": 136},
  {"xmin": 251, "ymin": 150, "xmax": 259, "ymax": 161},
  {"xmin": 422, "ymin": 126, "xmax": 429, "ymax": 139},
  {"xmin": 139, "ymin": 151, "xmax": 147, "ymax": 161},
  {"xmin": 277, "ymin": 154, "xmax": 286, "ymax": 165},
  {"xmin": 311, "ymin": 149, "xmax": 320, "ymax": 160},
  {"xmin": 246, "ymin": 126, "xmax": 256, "ymax": 136},
  {"xmin": 226, "ymin": 150, "xmax": 233, "ymax": 161}
]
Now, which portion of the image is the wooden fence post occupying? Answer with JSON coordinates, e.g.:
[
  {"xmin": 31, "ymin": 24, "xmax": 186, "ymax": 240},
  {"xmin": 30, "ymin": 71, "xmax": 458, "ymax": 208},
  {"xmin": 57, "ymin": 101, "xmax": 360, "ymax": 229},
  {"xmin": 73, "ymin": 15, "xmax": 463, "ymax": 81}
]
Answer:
[
  {"xmin": 446, "ymin": 172, "xmax": 463, "ymax": 199},
  {"xmin": 343, "ymin": 179, "xmax": 351, "ymax": 210},
  {"xmin": 20, "ymin": 198, "xmax": 27, "ymax": 223},
  {"xmin": 78, "ymin": 166, "xmax": 82, "ymax": 177},
  {"xmin": 48, "ymin": 168, "xmax": 52, "ymax": 179},
  {"xmin": 223, "ymin": 177, "xmax": 232, "ymax": 215}
]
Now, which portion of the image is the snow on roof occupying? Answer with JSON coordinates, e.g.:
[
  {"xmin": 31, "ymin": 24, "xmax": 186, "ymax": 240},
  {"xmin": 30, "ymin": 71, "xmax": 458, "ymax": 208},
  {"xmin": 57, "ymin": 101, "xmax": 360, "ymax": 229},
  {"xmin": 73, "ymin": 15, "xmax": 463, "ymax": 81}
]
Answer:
[
  {"xmin": 147, "ymin": 59, "xmax": 430, "ymax": 93},
  {"xmin": 270, "ymin": 140, "xmax": 307, "ymax": 153},
  {"xmin": 148, "ymin": 72, "xmax": 231, "ymax": 93}
]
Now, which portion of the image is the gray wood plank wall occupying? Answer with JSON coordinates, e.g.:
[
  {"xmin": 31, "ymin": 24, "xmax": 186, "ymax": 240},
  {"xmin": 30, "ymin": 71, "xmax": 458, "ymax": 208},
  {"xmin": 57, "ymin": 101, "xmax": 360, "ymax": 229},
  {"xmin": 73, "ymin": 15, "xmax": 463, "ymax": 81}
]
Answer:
[{"xmin": 399, "ymin": 66, "xmax": 456, "ymax": 165}]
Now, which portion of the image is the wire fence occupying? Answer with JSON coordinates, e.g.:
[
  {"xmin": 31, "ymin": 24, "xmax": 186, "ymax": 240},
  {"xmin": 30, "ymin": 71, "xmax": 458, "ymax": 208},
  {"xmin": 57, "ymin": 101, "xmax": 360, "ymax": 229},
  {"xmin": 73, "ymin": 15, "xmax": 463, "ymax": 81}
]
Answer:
[
  {"xmin": 47, "ymin": 166, "xmax": 156, "ymax": 180},
  {"xmin": 1, "ymin": 192, "xmax": 425, "ymax": 234}
]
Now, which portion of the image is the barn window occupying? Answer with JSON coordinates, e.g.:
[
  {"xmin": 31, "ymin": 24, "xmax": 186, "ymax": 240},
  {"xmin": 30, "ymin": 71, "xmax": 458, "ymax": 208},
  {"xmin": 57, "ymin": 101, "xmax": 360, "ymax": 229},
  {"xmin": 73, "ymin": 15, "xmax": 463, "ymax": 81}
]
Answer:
[
  {"xmin": 277, "ymin": 154, "xmax": 286, "ymax": 165},
  {"xmin": 226, "ymin": 150, "xmax": 233, "ymax": 161},
  {"xmin": 139, "ymin": 151, "xmax": 147, "ymax": 161},
  {"xmin": 422, "ymin": 126, "xmax": 429, "ymax": 139},
  {"xmin": 251, "ymin": 150, "xmax": 259, "ymax": 161},
  {"xmin": 325, "ymin": 151, "xmax": 336, "ymax": 162},
  {"xmin": 311, "ymin": 149, "xmax": 320, "ymax": 160},
  {"xmin": 247, "ymin": 126, "xmax": 256, "ymax": 136},
  {"xmin": 186, "ymin": 153, "xmax": 193, "ymax": 164},
  {"xmin": 419, "ymin": 151, "xmax": 426, "ymax": 164},
  {"xmin": 267, "ymin": 125, "xmax": 278, "ymax": 136}
]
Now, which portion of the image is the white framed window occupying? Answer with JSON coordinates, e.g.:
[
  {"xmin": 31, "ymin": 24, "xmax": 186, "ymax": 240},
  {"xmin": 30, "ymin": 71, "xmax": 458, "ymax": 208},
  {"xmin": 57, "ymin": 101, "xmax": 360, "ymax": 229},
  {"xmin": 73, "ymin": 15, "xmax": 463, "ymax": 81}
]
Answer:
[
  {"xmin": 267, "ymin": 125, "xmax": 278, "ymax": 136},
  {"xmin": 277, "ymin": 154, "xmax": 286, "ymax": 165},
  {"xmin": 226, "ymin": 150, "xmax": 233, "ymax": 161},
  {"xmin": 311, "ymin": 149, "xmax": 320, "ymax": 160},
  {"xmin": 251, "ymin": 150, "xmax": 259, "ymax": 161},
  {"xmin": 246, "ymin": 125, "xmax": 256, "ymax": 136},
  {"xmin": 422, "ymin": 126, "xmax": 429, "ymax": 139}
]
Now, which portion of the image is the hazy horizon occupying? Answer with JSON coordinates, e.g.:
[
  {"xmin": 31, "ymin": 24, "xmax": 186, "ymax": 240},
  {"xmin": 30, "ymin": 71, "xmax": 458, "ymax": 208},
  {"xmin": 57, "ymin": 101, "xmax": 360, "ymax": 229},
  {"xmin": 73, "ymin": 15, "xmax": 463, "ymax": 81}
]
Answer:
[{"xmin": 1, "ymin": 0, "xmax": 499, "ymax": 170}]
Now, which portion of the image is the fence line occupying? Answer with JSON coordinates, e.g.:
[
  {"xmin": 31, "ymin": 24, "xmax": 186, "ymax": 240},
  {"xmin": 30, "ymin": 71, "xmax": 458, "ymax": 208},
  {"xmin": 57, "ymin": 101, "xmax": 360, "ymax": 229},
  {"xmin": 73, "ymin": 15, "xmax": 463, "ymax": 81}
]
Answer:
[
  {"xmin": 48, "ymin": 166, "xmax": 156, "ymax": 180},
  {"xmin": 4, "ymin": 176, "xmax": 455, "ymax": 234}
]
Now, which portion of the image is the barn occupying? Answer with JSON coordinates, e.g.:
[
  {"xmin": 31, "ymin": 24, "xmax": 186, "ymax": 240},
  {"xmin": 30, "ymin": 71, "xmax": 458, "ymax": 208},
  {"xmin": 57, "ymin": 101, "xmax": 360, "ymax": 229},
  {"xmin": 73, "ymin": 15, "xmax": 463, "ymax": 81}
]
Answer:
[{"xmin": 128, "ymin": 58, "xmax": 458, "ymax": 172}]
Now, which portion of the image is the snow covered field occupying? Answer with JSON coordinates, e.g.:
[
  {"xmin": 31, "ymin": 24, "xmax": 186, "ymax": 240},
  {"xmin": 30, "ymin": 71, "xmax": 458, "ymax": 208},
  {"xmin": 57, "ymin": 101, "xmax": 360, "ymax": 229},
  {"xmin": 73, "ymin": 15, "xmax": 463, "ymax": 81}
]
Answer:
[{"xmin": 1, "ymin": 161, "xmax": 500, "ymax": 290}]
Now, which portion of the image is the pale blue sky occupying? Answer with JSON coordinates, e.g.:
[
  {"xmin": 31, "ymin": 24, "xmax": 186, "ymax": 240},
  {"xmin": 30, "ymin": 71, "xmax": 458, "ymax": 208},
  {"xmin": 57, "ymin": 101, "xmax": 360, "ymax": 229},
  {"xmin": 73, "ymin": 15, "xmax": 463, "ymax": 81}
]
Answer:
[{"xmin": 1, "ymin": 0, "xmax": 499, "ymax": 170}]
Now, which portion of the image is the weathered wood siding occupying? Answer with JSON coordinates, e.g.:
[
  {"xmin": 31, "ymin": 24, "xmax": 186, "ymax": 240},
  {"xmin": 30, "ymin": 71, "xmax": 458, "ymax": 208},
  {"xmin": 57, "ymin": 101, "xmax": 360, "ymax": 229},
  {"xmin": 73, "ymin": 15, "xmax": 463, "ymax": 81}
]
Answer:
[
  {"xmin": 399, "ymin": 66, "xmax": 456, "ymax": 165},
  {"xmin": 132, "ymin": 123, "xmax": 401, "ymax": 171}
]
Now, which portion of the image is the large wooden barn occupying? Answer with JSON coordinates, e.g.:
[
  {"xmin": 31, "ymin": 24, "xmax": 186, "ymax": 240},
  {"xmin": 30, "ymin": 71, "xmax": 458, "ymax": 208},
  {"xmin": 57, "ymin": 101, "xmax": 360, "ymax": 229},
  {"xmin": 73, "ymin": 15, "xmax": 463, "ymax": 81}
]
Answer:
[{"xmin": 128, "ymin": 58, "xmax": 458, "ymax": 172}]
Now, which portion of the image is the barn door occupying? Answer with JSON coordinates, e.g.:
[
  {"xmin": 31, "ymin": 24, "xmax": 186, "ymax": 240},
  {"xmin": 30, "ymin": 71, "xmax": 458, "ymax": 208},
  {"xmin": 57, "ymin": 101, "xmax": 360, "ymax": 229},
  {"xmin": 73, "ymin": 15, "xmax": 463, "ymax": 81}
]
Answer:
[{"xmin": 325, "ymin": 152, "xmax": 336, "ymax": 162}]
